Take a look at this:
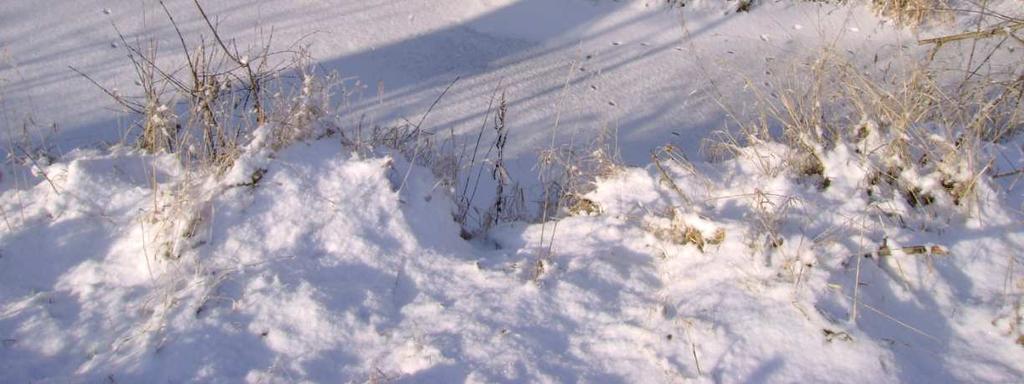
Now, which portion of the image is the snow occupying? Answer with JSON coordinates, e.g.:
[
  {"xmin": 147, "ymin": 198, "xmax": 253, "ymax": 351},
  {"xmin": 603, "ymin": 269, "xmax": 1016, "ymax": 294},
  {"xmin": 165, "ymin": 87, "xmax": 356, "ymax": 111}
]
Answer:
[
  {"xmin": 2, "ymin": 0, "xmax": 1024, "ymax": 382},
  {"xmin": 1, "ymin": 0, "xmax": 904, "ymax": 169},
  {"xmin": 3, "ymin": 134, "xmax": 1022, "ymax": 382}
]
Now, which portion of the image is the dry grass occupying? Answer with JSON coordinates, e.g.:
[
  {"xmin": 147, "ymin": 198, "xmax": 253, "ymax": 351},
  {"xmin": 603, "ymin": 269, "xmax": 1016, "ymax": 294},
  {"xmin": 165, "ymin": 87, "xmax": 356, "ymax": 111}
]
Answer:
[
  {"xmin": 680, "ymin": 4, "xmax": 1023, "ymax": 329},
  {"xmin": 702, "ymin": 34, "xmax": 1021, "ymax": 219},
  {"xmin": 645, "ymin": 208, "xmax": 727, "ymax": 252},
  {"xmin": 74, "ymin": 0, "xmax": 314, "ymax": 171},
  {"xmin": 872, "ymin": 0, "xmax": 951, "ymax": 26},
  {"xmin": 537, "ymin": 124, "xmax": 623, "ymax": 220},
  {"xmin": 665, "ymin": 0, "xmax": 951, "ymax": 24}
]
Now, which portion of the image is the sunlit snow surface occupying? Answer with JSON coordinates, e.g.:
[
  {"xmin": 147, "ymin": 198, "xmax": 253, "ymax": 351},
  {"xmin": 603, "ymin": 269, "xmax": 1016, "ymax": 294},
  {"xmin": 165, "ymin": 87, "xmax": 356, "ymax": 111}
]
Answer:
[{"xmin": 1, "ymin": 0, "xmax": 1023, "ymax": 382}]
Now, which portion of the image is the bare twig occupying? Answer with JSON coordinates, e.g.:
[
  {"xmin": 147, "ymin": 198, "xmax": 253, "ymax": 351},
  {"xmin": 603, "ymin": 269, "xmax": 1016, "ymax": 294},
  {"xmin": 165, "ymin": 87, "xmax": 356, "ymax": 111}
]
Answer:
[
  {"xmin": 919, "ymin": 20, "xmax": 1024, "ymax": 45},
  {"xmin": 68, "ymin": 66, "xmax": 143, "ymax": 114}
]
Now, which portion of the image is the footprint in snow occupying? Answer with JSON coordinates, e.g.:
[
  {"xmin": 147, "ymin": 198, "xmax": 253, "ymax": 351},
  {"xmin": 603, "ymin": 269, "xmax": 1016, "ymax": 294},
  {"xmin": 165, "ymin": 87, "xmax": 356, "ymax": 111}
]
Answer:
[
  {"xmin": 793, "ymin": 24, "xmax": 804, "ymax": 30},
  {"xmin": 611, "ymin": 41, "xmax": 622, "ymax": 46},
  {"xmin": 103, "ymin": 8, "xmax": 111, "ymax": 15},
  {"xmin": 759, "ymin": 34, "xmax": 770, "ymax": 42}
]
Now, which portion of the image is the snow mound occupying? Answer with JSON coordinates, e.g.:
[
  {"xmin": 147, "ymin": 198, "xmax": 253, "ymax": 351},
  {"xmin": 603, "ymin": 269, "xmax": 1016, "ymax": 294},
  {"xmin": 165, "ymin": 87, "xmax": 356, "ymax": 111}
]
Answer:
[{"xmin": 3, "ymin": 136, "xmax": 1022, "ymax": 382}]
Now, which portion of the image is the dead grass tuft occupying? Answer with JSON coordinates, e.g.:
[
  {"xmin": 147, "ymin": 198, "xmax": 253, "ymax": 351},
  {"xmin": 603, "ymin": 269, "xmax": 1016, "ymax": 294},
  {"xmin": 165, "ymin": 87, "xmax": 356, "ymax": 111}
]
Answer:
[{"xmin": 872, "ymin": 0, "xmax": 952, "ymax": 26}]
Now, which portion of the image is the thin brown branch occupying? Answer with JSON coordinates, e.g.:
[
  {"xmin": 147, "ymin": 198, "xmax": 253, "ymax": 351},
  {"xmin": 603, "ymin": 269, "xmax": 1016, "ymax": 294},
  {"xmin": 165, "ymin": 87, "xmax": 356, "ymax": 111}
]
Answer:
[
  {"xmin": 919, "ymin": 21, "xmax": 1024, "ymax": 45},
  {"xmin": 68, "ymin": 65, "xmax": 143, "ymax": 114}
]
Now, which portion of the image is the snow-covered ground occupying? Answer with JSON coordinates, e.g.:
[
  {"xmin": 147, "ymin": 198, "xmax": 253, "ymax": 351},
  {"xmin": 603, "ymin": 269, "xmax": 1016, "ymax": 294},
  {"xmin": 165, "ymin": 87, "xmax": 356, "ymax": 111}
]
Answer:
[
  {"xmin": 2, "ymin": 0, "xmax": 1023, "ymax": 382},
  {"xmin": 2, "ymin": 128, "xmax": 1022, "ymax": 382},
  {"xmin": 1, "ymin": 0, "xmax": 904, "ymax": 166}
]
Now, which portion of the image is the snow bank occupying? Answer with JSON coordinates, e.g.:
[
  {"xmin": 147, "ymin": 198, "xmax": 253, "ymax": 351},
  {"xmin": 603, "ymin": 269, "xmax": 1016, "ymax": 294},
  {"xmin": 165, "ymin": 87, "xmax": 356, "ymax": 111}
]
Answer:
[{"xmin": 2, "ymin": 134, "xmax": 1022, "ymax": 382}]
